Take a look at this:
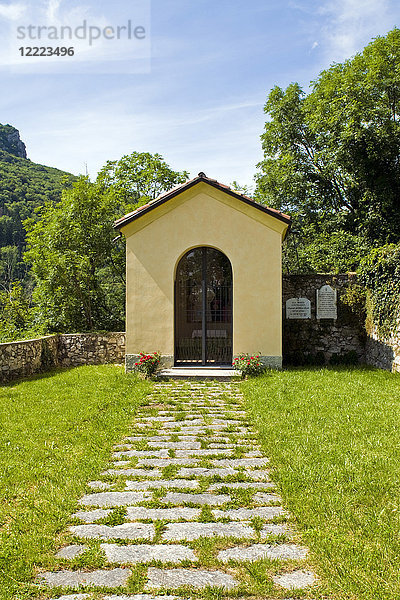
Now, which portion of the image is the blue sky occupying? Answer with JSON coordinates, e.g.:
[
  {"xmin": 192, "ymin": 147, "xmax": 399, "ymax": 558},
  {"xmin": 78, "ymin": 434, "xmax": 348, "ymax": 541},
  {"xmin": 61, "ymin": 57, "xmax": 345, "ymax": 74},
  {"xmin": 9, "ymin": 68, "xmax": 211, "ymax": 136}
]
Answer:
[{"xmin": 0, "ymin": 0, "xmax": 399, "ymax": 187}]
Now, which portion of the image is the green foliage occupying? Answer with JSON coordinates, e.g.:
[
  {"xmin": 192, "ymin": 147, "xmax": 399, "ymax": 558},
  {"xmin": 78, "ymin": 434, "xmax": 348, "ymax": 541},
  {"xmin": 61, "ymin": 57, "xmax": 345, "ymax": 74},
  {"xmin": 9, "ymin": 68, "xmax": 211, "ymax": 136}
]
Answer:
[
  {"xmin": 24, "ymin": 176, "xmax": 125, "ymax": 332},
  {"xmin": 340, "ymin": 283, "xmax": 367, "ymax": 320},
  {"xmin": 256, "ymin": 28, "xmax": 400, "ymax": 270},
  {"xmin": 233, "ymin": 353, "xmax": 266, "ymax": 377},
  {"xmin": 22, "ymin": 152, "xmax": 188, "ymax": 334},
  {"xmin": 0, "ymin": 281, "xmax": 42, "ymax": 342},
  {"xmin": 358, "ymin": 244, "xmax": 400, "ymax": 337},
  {"xmin": 97, "ymin": 151, "xmax": 188, "ymax": 205},
  {"xmin": 0, "ymin": 149, "xmax": 75, "ymax": 279},
  {"xmin": 283, "ymin": 230, "xmax": 370, "ymax": 274}
]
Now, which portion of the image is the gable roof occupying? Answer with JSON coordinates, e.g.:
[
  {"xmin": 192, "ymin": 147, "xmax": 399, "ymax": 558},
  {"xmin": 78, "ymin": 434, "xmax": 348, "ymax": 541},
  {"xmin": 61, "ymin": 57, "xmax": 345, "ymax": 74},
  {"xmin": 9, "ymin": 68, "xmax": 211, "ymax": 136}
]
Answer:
[{"xmin": 114, "ymin": 172, "xmax": 291, "ymax": 232}]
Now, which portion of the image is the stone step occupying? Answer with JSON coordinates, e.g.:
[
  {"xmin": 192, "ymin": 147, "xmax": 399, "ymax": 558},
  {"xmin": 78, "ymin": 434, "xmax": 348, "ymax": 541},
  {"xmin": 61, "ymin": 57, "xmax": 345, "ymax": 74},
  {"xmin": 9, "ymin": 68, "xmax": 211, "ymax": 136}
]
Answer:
[{"xmin": 156, "ymin": 367, "xmax": 240, "ymax": 381}]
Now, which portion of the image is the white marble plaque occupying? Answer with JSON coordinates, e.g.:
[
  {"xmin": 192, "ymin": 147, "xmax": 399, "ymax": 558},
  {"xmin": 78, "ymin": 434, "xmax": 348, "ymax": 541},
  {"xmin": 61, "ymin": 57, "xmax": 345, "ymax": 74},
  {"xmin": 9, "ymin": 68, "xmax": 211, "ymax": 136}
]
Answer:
[
  {"xmin": 286, "ymin": 297, "xmax": 311, "ymax": 319},
  {"xmin": 316, "ymin": 285, "xmax": 337, "ymax": 319}
]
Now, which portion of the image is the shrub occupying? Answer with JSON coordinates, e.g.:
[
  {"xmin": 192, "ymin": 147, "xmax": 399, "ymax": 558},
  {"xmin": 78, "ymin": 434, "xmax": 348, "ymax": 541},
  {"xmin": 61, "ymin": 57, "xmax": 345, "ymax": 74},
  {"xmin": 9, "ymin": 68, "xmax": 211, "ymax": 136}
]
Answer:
[
  {"xmin": 233, "ymin": 353, "xmax": 266, "ymax": 378},
  {"xmin": 358, "ymin": 244, "xmax": 400, "ymax": 337},
  {"xmin": 134, "ymin": 351, "xmax": 161, "ymax": 378}
]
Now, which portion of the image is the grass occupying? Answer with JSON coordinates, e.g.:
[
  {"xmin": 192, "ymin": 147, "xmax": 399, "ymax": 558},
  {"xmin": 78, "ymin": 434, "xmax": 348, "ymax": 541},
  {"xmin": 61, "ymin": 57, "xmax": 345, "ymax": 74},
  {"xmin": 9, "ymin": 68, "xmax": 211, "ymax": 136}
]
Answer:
[
  {"xmin": 0, "ymin": 364, "xmax": 151, "ymax": 600},
  {"xmin": 242, "ymin": 366, "xmax": 400, "ymax": 600}
]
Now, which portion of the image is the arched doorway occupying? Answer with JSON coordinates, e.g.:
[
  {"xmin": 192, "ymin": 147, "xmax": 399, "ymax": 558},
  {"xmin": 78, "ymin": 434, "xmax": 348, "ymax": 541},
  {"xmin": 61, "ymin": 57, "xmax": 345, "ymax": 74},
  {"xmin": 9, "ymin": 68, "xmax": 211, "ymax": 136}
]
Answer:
[{"xmin": 175, "ymin": 247, "xmax": 233, "ymax": 365}]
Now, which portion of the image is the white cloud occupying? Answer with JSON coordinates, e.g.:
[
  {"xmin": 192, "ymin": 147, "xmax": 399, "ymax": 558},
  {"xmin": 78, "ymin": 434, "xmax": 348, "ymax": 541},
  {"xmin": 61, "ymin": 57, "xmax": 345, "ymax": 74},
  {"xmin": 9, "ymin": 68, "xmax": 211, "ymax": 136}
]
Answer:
[
  {"xmin": 319, "ymin": 0, "xmax": 393, "ymax": 61},
  {"xmin": 0, "ymin": 2, "xmax": 26, "ymax": 20},
  {"xmin": 45, "ymin": 0, "xmax": 61, "ymax": 22},
  {"xmin": 22, "ymin": 95, "xmax": 264, "ymax": 187}
]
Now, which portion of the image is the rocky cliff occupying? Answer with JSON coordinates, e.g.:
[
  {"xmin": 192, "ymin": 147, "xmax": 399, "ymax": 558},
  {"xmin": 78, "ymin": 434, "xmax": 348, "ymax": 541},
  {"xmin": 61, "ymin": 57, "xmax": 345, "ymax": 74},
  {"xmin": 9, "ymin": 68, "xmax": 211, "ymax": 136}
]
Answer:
[{"xmin": 0, "ymin": 124, "xmax": 27, "ymax": 158}]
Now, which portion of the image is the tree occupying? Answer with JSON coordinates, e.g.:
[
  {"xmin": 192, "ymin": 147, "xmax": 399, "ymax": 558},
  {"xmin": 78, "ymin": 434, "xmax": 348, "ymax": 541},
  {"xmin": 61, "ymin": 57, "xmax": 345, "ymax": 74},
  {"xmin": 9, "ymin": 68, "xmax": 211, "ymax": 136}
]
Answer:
[
  {"xmin": 97, "ymin": 151, "xmax": 189, "ymax": 207},
  {"xmin": 23, "ymin": 152, "xmax": 188, "ymax": 333},
  {"xmin": 256, "ymin": 28, "xmax": 400, "ymax": 249},
  {"xmin": 24, "ymin": 177, "xmax": 123, "ymax": 332}
]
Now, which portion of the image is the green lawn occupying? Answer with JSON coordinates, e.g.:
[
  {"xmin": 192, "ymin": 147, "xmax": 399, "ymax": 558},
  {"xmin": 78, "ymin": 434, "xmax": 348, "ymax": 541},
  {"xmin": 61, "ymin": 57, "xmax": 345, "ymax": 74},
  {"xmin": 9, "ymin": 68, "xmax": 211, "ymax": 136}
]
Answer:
[
  {"xmin": 242, "ymin": 367, "xmax": 400, "ymax": 600},
  {"xmin": 0, "ymin": 365, "xmax": 151, "ymax": 600}
]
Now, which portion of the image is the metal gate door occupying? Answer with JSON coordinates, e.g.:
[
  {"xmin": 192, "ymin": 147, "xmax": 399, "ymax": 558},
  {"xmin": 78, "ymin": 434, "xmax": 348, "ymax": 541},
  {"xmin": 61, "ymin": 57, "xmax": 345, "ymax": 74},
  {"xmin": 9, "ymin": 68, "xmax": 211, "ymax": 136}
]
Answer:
[{"xmin": 175, "ymin": 247, "xmax": 233, "ymax": 365}]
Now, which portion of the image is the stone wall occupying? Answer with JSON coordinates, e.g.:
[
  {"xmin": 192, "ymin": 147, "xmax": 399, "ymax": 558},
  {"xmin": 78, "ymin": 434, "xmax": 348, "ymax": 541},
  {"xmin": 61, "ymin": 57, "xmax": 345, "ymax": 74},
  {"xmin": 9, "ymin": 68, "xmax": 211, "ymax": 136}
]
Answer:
[
  {"xmin": 0, "ymin": 335, "xmax": 59, "ymax": 382},
  {"xmin": 282, "ymin": 274, "xmax": 366, "ymax": 365},
  {"xmin": 58, "ymin": 333, "xmax": 125, "ymax": 367},
  {"xmin": 0, "ymin": 333, "xmax": 125, "ymax": 383},
  {"xmin": 365, "ymin": 323, "xmax": 400, "ymax": 373}
]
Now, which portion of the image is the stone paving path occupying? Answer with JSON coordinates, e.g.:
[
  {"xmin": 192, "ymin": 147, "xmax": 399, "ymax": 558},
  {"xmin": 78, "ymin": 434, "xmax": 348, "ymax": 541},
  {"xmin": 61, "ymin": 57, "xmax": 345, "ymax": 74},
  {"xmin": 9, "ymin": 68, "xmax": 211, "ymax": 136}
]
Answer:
[{"xmin": 40, "ymin": 381, "xmax": 318, "ymax": 599}]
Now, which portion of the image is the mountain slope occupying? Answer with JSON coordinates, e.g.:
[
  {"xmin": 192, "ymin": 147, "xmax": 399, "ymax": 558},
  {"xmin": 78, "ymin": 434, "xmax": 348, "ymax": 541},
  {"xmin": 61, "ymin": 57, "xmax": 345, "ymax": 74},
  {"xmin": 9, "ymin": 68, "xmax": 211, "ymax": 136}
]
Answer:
[{"xmin": 0, "ymin": 124, "xmax": 76, "ymax": 282}]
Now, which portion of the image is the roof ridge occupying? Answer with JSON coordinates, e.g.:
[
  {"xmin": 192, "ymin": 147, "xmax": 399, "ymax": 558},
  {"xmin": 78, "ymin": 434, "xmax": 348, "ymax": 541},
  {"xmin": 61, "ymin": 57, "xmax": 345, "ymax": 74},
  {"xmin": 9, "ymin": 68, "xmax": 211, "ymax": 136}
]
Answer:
[{"xmin": 114, "ymin": 173, "xmax": 291, "ymax": 229}]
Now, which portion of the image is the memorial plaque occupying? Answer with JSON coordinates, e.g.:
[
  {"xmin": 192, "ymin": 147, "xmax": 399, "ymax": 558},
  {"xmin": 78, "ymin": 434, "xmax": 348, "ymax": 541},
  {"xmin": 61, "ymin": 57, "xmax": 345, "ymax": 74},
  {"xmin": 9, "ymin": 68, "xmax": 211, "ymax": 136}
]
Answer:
[
  {"xmin": 286, "ymin": 297, "xmax": 311, "ymax": 319},
  {"xmin": 316, "ymin": 285, "xmax": 337, "ymax": 319}
]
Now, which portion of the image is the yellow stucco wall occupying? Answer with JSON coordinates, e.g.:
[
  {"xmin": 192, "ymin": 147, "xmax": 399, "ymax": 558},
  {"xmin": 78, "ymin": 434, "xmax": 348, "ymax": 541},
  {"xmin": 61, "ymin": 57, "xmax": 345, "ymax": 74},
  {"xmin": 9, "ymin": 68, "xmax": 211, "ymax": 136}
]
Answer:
[{"xmin": 119, "ymin": 182, "xmax": 288, "ymax": 365}]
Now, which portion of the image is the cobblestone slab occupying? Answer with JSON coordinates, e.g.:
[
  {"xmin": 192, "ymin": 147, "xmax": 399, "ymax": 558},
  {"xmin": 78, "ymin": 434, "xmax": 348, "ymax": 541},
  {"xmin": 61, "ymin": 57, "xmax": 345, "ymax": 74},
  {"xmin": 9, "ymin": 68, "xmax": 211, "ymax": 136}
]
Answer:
[
  {"xmin": 101, "ymin": 543, "xmax": 197, "ymax": 564},
  {"xmin": 213, "ymin": 507, "xmax": 286, "ymax": 520},
  {"xmin": 113, "ymin": 450, "xmax": 170, "ymax": 458},
  {"xmin": 126, "ymin": 507, "xmax": 200, "ymax": 521},
  {"xmin": 124, "ymin": 436, "xmax": 194, "ymax": 442},
  {"xmin": 147, "ymin": 441, "xmax": 201, "ymax": 449},
  {"xmin": 141, "ymin": 416, "xmax": 175, "ymax": 421},
  {"xmin": 212, "ymin": 458, "xmax": 269, "ymax": 468},
  {"xmin": 254, "ymin": 491, "xmax": 282, "ymax": 504},
  {"xmin": 161, "ymin": 492, "xmax": 230, "ymax": 506},
  {"xmin": 218, "ymin": 543, "xmax": 308, "ymax": 562},
  {"xmin": 273, "ymin": 570, "xmax": 317, "ymax": 589},
  {"xmin": 174, "ymin": 449, "xmax": 232, "ymax": 457},
  {"xmin": 126, "ymin": 479, "xmax": 199, "ymax": 490},
  {"xmin": 72, "ymin": 508, "xmax": 111, "ymax": 522},
  {"xmin": 56, "ymin": 545, "xmax": 88, "ymax": 559},
  {"xmin": 70, "ymin": 523, "xmax": 155, "ymax": 540},
  {"xmin": 103, "ymin": 596, "xmax": 178, "ymax": 600},
  {"xmin": 104, "ymin": 596, "xmax": 178, "ymax": 600},
  {"xmin": 260, "ymin": 523, "xmax": 294, "ymax": 538},
  {"xmin": 87, "ymin": 481, "xmax": 113, "ymax": 490},
  {"xmin": 146, "ymin": 568, "xmax": 238, "ymax": 590},
  {"xmin": 79, "ymin": 492, "xmax": 151, "ymax": 507},
  {"xmin": 138, "ymin": 459, "xmax": 197, "ymax": 467},
  {"xmin": 208, "ymin": 482, "xmax": 276, "ymax": 491},
  {"xmin": 48, "ymin": 595, "xmax": 90, "ymax": 600},
  {"xmin": 37, "ymin": 568, "xmax": 131, "ymax": 588},
  {"xmin": 162, "ymin": 522, "xmax": 255, "ymax": 540},
  {"xmin": 103, "ymin": 468, "xmax": 162, "ymax": 478},
  {"xmin": 177, "ymin": 467, "xmax": 237, "ymax": 477},
  {"xmin": 246, "ymin": 469, "xmax": 271, "ymax": 480}
]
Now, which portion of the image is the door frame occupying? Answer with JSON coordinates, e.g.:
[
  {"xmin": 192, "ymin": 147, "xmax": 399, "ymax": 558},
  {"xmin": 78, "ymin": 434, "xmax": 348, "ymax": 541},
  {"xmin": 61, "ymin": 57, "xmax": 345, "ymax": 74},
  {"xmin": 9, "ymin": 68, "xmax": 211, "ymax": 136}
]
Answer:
[{"xmin": 174, "ymin": 246, "xmax": 233, "ymax": 366}]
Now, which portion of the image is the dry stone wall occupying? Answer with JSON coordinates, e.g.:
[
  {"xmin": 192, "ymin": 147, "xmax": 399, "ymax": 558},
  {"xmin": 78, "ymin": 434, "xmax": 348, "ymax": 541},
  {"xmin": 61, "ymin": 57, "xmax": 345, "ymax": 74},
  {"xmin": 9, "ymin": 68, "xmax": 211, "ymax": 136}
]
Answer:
[
  {"xmin": 0, "ymin": 335, "xmax": 59, "ymax": 382},
  {"xmin": 58, "ymin": 333, "xmax": 125, "ymax": 367},
  {"xmin": 282, "ymin": 274, "xmax": 366, "ymax": 365},
  {"xmin": 0, "ymin": 333, "xmax": 125, "ymax": 383},
  {"xmin": 365, "ymin": 323, "xmax": 400, "ymax": 373}
]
